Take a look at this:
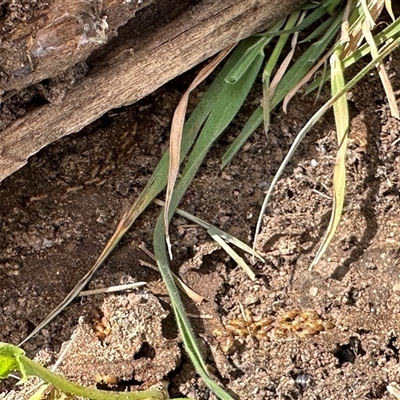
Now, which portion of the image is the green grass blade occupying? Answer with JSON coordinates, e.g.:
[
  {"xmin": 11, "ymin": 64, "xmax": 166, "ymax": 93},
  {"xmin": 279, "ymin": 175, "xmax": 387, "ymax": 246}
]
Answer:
[
  {"xmin": 153, "ymin": 215, "xmax": 234, "ymax": 400},
  {"xmin": 300, "ymin": 13, "xmax": 340, "ymax": 43},
  {"xmin": 152, "ymin": 40, "xmax": 264, "ymax": 399},
  {"xmin": 262, "ymin": 11, "xmax": 302, "ymax": 134},
  {"xmin": 154, "ymin": 219, "xmax": 206, "ymax": 371},
  {"xmin": 324, "ymin": 0, "xmax": 342, "ymax": 15},
  {"xmin": 254, "ymin": 36, "xmax": 400, "ymax": 254},
  {"xmin": 174, "ymin": 309, "xmax": 228, "ymax": 399},
  {"xmin": 266, "ymin": 11, "xmax": 302, "ymax": 70},
  {"xmin": 222, "ymin": 9, "xmax": 343, "ymax": 167},
  {"xmin": 261, "ymin": 2, "xmax": 340, "ymax": 38},
  {"xmin": 0, "ymin": 343, "xmax": 165, "ymax": 400},
  {"xmin": 153, "ymin": 199, "xmax": 264, "ymax": 261},
  {"xmin": 164, "ymin": 46, "xmax": 235, "ymax": 258},
  {"xmin": 310, "ymin": 48, "xmax": 349, "ymax": 269},
  {"xmin": 224, "ymin": 20, "xmax": 285, "ymax": 84},
  {"xmin": 306, "ymin": 16, "xmax": 400, "ymax": 95},
  {"xmin": 224, "ymin": 37, "xmax": 267, "ymax": 83},
  {"xmin": 314, "ymin": 57, "xmax": 329, "ymax": 104},
  {"xmin": 176, "ymin": 53, "xmax": 264, "ymax": 198},
  {"xmin": 271, "ymin": 9, "xmax": 343, "ymax": 106}
]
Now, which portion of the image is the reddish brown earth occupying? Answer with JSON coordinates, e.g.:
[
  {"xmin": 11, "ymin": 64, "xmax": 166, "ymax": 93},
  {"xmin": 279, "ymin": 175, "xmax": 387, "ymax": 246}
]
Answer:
[{"xmin": 1, "ymin": 23, "xmax": 400, "ymax": 400}]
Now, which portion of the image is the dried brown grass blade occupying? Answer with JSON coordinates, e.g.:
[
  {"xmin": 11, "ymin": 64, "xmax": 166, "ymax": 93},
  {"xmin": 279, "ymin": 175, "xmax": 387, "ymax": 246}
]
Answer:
[
  {"xmin": 283, "ymin": 2, "xmax": 352, "ymax": 111},
  {"xmin": 164, "ymin": 46, "xmax": 234, "ymax": 258},
  {"xmin": 138, "ymin": 245, "xmax": 204, "ymax": 303},
  {"xmin": 361, "ymin": 20, "xmax": 399, "ymax": 118},
  {"xmin": 140, "ymin": 259, "xmax": 204, "ymax": 303},
  {"xmin": 340, "ymin": 0, "xmax": 352, "ymax": 44},
  {"xmin": 269, "ymin": 19, "xmax": 302, "ymax": 99},
  {"xmin": 310, "ymin": 50, "xmax": 349, "ymax": 269},
  {"xmin": 341, "ymin": 0, "xmax": 384, "ymax": 59},
  {"xmin": 283, "ymin": 52, "xmax": 330, "ymax": 112}
]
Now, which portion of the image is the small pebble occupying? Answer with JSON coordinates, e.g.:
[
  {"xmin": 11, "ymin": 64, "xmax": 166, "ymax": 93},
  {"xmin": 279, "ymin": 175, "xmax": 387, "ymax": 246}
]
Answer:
[
  {"xmin": 393, "ymin": 283, "xmax": 400, "ymax": 293},
  {"xmin": 388, "ymin": 382, "xmax": 400, "ymax": 399},
  {"xmin": 242, "ymin": 295, "xmax": 259, "ymax": 306}
]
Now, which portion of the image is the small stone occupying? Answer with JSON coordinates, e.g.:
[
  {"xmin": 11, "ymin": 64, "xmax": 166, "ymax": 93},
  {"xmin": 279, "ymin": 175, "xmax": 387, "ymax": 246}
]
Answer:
[
  {"xmin": 242, "ymin": 295, "xmax": 259, "ymax": 306},
  {"xmin": 219, "ymin": 216, "xmax": 230, "ymax": 225},
  {"xmin": 393, "ymin": 283, "xmax": 400, "ymax": 293},
  {"xmin": 366, "ymin": 262, "xmax": 377, "ymax": 270},
  {"xmin": 309, "ymin": 286, "xmax": 319, "ymax": 297}
]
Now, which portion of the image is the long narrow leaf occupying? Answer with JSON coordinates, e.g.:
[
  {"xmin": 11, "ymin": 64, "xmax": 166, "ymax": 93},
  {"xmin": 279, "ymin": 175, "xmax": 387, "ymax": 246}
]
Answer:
[
  {"xmin": 261, "ymin": 2, "xmax": 339, "ymax": 38},
  {"xmin": 283, "ymin": 4, "xmax": 353, "ymax": 111},
  {"xmin": 361, "ymin": 20, "xmax": 399, "ymax": 118},
  {"xmin": 209, "ymin": 233, "xmax": 256, "ymax": 280},
  {"xmin": 272, "ymin": 9, "xmax": 343, "ymax": 106},
  {"xmin": 283, "ymin": 50, "xmax": 332, "ymax": 112},
  {"xmin": 253, "ymin": 36, "xmax": 400, "ymax": 255},
  {"xmin": 300, "ymin": 14, "xmax": 339, "ymax": 43},
  {"xmin": 309, "ymin": 49, "xmax": 349, "ymax": 269},
  {"xmin": 385, "ymin": 0, "xmax": 395, "ymax": 21},
  {"xmin": 173, "ymin": 53, "xmax": 264, "ymax": 208},
  {"xmin": 153, "ymin": 48, "xmax": 264, "ymax": 399},
  {"xmin": 305, "ymin": 16, "xmax": 400, "ymax": 94},
  {"xmin": 154, "ymin": 213, "xmax": 234, "ymax": 400},
  {"xmin": 222, "ymin": 9, "xmax": 344, "ymax": 167},
  {"xmin": 264, "ymin": 11, "xmax": 303, "ymax": 133},
  {"xmin": 175, "ymin": 206, "xmax": 264, "ymax": 261},
  {"xmin": 225, "ymin": 20, "xmax": 284, "ymax": 84},
  {"xmin": 165, "ymin": 46, "xmax": 234, "ymax": 258},
  {"xmin": 154, "ymin": 198, "xmax": 264, "ymax": 261}
]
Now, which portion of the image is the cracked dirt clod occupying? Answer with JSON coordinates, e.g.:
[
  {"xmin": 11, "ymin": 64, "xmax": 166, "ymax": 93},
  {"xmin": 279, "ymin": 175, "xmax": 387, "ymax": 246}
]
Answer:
[{"xmin": 57, "ymin": 292, "xmax": 181, "ymax": 387}]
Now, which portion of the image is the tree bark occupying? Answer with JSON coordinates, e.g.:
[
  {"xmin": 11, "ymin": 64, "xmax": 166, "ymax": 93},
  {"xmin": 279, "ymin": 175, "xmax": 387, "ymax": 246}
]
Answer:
[
  {"xmin": 0, "ymin": 0, "xmax": 306, "ymax": 183},
  {"xmin": 0, "ymin": 0, "xmax": 156, "ymax": 93}
]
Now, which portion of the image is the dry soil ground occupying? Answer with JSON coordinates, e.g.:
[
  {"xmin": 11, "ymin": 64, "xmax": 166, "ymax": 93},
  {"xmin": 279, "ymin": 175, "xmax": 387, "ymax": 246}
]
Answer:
[{"xmin": 1, "ymin": 44, "xmax": 400, "ymax": 400}]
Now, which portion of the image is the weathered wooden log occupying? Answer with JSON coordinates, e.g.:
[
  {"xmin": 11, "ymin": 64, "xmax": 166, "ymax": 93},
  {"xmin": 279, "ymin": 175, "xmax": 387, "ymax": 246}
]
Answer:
[
  {"xmin": 0, "ymin": 0, "xmax": 156, "ymax": 93},
  {"xmin": 0, "ymin": 0, "xmax": 306, "ymax": 183}
]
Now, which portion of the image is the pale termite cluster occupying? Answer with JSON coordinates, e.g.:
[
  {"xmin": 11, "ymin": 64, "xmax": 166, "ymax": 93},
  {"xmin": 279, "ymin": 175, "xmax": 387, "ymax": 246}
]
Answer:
[{"xmin": 216, "ymin": 308, "xmax": 335, "ymax": 352}]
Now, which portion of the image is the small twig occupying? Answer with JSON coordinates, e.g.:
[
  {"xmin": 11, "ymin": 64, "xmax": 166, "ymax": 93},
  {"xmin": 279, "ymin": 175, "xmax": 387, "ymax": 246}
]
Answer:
[
  {"xmin": 77, "ymin": 282, "xmax": 147, "ymax": 297},
  {"xmin": 187, "ymin": 313, "xmax": 213, "ymax": 319},
  {"xmin": 9, "ymin": 374, "xmax": 22, "ymax": 381},
  {"xmin": 138, "ymin": 243, "xmax": 157, "ymax": 261},
  {"xmin": 311, "ymin": 188, "xmax": 332, "ymax": 200},
  {"xmin": 138, "ymin": 259, "xmax": 159, "ymax": 272},
  {"xmin": 138, "ymin": 257, "xmax": 204, "ymax": 304},
  {"xmin": 392, "ymin": 137, "xmax": 400, "ymax": 146}
]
